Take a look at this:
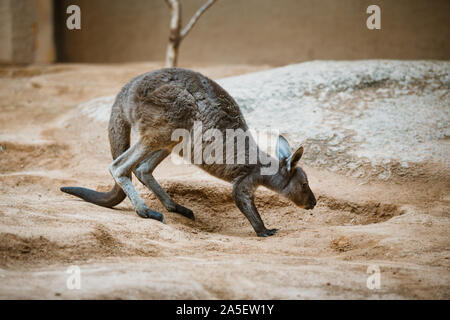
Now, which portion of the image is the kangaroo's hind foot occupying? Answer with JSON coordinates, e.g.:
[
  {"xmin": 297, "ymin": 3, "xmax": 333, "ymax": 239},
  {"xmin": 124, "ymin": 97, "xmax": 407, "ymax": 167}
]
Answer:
[
  {"xmin": 109, "ymin": 139, "xmax": 165, "ymax": 223},
  {"xmin": 166, "ymin": 203, "xmax": 195, "ymax": 220},
  {"xmin": 134, "ymin": 149, "xmax": 195, "ymax": 221},
  {"xmin": 136, "ymin": 207, "xmax": 165, "ymax": 222}
]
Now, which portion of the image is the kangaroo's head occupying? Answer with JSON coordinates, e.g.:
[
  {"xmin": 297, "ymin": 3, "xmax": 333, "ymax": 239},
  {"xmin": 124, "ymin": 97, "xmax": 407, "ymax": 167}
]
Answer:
[{"xmin": 276, "ymin": 136, "xmax": 317, "ymax": 210}]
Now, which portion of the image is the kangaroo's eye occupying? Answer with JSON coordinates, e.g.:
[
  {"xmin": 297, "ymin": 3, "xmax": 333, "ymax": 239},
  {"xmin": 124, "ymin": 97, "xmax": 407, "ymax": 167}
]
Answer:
[{"xmin": 302, "ymin": 183, "xmax": 308, "ymax": 188}]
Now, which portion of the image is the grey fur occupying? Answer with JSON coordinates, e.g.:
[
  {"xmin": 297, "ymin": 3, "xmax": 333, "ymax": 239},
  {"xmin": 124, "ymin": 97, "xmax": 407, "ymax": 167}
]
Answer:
[{"xmin": 61, "ymin": 68, "xmax": 316, "ymax": 237}]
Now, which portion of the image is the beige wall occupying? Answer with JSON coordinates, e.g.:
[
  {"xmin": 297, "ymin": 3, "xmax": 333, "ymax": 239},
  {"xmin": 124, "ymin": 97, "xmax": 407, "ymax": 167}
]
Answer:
[
  {"xmin": 0, "ymin": 0, "xmax": 37, "ymax": 64},
  {"xmin": 6, "ymin": 0, "xmax": 450, "ymax": 65},
  {"xmin": 0, "ymin": 0, "xmax": 54, "ymax": 64},
  {"xmin": 35, "ymin": 0, "xmax": 55, "ymax": 63},
  {"xmin": 0, "ymin": 0, "xmax": 13, "ymax": 63},
  {"xmin": 55, "ymin": 0, "xmax": 450, "ymax": 65}
]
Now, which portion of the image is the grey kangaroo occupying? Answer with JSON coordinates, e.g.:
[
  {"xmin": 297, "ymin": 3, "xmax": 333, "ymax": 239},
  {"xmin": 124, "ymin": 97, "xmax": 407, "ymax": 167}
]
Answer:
[{"xmin": 61, "ymin": 68, "xmax": 316, "ymax": 237}]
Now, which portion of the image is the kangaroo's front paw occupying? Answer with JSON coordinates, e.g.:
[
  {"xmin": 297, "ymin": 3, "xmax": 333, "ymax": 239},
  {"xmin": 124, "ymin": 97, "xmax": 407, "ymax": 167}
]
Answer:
[
  {"xmin": 169, "ymin": 204, "xmax": 195, "ymax": 220},
  {"xmin": 136, "ymin": 208, "xmax": 165, "ymax": 223},
  {"xmin": 257, "ymin": 228, "xmax": 278, "ymax": 237}
]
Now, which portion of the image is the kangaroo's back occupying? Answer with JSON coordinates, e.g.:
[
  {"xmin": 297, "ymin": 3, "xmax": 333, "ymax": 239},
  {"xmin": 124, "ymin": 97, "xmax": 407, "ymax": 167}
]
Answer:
[
  {"xmin": 116, "ymin": 68, "xmax": 252, "ymax": 181},
  {"xmin": 122, "ymin": 68, "xmax": 247, "ymax": 131}
]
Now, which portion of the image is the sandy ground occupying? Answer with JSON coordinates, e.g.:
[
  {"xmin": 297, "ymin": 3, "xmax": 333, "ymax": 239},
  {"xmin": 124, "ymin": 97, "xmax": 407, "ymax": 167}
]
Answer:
[{"xmin": 0, "ymin": 62, "xmax": 449, "ymax": 299}]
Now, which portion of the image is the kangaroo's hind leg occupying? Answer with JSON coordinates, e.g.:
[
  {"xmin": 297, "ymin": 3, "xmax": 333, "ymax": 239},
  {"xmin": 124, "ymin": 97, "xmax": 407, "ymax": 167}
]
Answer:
[
  {"xmin": 109, "ymin": 139, "xmax": 165, "ymax": 223},
  {"xmin": 134, "ymin": 149, "xmax": 195, "ymax": 220}
]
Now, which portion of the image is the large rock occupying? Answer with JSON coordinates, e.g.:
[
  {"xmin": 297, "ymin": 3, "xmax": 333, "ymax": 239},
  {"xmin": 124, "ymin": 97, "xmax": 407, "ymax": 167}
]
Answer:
[{"xmin": 79, "ymin": 60, "xmax": 450, "ymax": 180}]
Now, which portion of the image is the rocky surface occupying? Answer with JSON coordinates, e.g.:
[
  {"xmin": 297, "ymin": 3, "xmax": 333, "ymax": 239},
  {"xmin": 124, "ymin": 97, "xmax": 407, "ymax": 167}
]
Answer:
[{"xmin": 80, "ymin": 60, "xmax": 450, "ymax": 180}]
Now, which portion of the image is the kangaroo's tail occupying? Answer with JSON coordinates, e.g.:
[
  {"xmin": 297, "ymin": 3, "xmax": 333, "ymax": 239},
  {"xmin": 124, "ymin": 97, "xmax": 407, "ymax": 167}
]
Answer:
[
  {"xmin": 60, "ymin": 101, "xmax": 130, "ymax": 208},
  {"xmin": 60, "ymin": 183, "xmax": 126, "ymax": 208}
]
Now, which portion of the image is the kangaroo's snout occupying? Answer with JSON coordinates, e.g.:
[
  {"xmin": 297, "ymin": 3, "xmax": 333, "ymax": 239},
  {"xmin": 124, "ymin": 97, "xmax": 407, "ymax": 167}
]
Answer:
[
  {"xmin": 305, "ymin": 199, "xmax": 317, "ymax": 210},
  {"xmin": 297, "ymin": 191, "xmax": 316, "ymax": 210},
  {"xmin": 305, "ymin": 193, "xmax": 317, "ymax": 210}
]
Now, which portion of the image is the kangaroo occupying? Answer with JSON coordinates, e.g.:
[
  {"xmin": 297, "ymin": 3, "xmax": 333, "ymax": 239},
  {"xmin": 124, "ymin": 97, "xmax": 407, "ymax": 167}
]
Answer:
[{"xmin": 61, "ymin": 68, "xmax": 316, "ymax": 237}]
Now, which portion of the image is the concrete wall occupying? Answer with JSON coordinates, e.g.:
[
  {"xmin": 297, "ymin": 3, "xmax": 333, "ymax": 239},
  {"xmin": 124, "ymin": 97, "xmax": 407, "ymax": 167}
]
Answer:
[
  {"xmin": 2, "ymin": 0, "xmax": 448, "ymax": 65},
  {"xmin": 0, "ymin": 0, "xmax": 13, "ymax": 63},
  {"xmin": 0, "ymin": 0, "xmax": 54, "ymax": 64},
  {"xmin": 35, "ymin": 0, "xmax": 55, "ymax": 63},
  {"xmin": 54, "ymin": 0, "xmax": 450, "ymax": 65},
  {"xmin": 0, "ymin": 0, "xmax": 37, "ymax": 64}
]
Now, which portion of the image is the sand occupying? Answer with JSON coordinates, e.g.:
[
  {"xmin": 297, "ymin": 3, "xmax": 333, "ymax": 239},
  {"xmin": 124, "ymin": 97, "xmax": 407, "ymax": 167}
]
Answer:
[{"xmin": 0, "ymin": 62, "xmax": 449, "ymax": 299}]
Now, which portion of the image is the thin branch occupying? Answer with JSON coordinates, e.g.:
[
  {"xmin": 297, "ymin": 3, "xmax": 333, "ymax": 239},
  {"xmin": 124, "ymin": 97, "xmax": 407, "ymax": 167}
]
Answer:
[{"xmin": 180, "ymin": 0, "xmax": 217, "ymax": 39}]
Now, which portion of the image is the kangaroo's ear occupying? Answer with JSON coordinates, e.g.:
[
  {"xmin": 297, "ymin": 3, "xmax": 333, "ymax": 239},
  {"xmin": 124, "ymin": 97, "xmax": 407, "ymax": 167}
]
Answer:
[
  {"xmin": 277, "ymin": 135, "xmax": 293, "ymax": 171},
  {"xmin": 277, "ymin": 135, "xmax": 292, "ymax": 161},
  {"xmin": 289, "ymin": 146, "xmax": 304, "ymax": 169}
]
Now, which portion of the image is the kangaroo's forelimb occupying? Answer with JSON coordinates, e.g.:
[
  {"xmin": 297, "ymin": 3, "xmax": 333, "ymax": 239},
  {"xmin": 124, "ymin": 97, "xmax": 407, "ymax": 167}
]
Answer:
[{"xmin": 232, "ymin": 177, "xmax": 278, "ymax": 237}]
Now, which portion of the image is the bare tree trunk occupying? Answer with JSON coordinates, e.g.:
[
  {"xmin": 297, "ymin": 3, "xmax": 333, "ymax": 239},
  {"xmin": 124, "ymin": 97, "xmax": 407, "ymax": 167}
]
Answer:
[
  {"xmin": 165, "ymin": 0, "xmax": 217, "ymax": 67},
  {"xmin": 166, "ymin": 42, "xmax": 179, "ymax": 68},
  {"xmin": 165, "ymin": 0, "xmax": 181, "ymax": 67}
]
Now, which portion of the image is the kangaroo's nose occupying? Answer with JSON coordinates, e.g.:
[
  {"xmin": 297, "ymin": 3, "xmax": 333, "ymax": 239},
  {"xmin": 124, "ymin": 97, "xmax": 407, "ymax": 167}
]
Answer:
[{"xmin": 307, "ymin": 195, "xmax": 317, "ymax": 209}]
